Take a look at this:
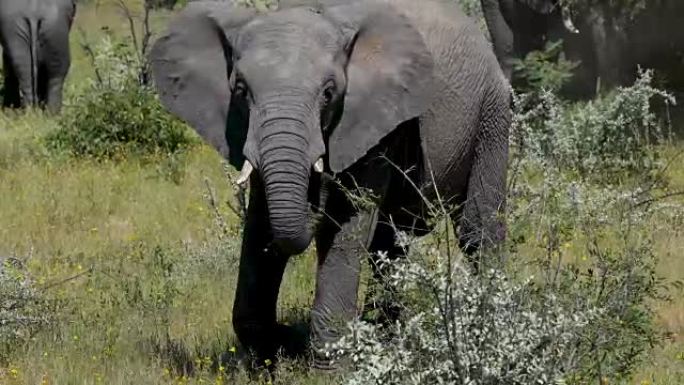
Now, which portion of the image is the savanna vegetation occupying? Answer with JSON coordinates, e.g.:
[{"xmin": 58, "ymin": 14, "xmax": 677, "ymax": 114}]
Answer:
[{"xmin": 1, "ymin": 0, "xmax": 683, "ymax": 384}]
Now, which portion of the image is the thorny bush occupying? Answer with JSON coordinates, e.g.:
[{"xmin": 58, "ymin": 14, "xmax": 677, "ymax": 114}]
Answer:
[
  {"xmin": 329, "ymin": 69, "xmax": 679, "ymax": 384},
  {"xmin": 0, "ymin": 257, "xmax": 50, "ymax": 363}
]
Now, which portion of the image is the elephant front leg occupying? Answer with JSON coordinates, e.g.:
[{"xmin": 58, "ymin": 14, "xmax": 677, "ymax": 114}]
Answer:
[
  {"xmin": 232, "ymin": 177, "xmax": 291, "ymax": 366},
  {"xmin": 311, "ymin": 188, "xmax": 374, "ymax": 369}
]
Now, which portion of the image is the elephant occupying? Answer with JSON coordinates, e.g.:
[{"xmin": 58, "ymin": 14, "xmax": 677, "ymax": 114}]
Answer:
[
  {"xmin": 480, "ymin": 0, "xmax": 581, "ymax": 81},
  {"xmin": 0, "ymin": 0, "xmax": 76, "ymax": 112},
  {"xmin": 580, "ymin": 1, "xmax": 684, "ymax": 92},
  {"xmin": 482, "ymin": 0, "xmax": 684, "ymax": 96},
  {"xmin": 150, "ymin": 0, "xmax": 510, "ymax": 368}
]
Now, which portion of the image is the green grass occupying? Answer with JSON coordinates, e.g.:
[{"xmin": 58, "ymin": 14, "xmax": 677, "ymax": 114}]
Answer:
[
  {"xmin": 0, "ymin": 1, "xmax": 683, "ymax": 384},
  {"xmin": 0, "ymin": 111, "xmax": 324, "ymax": 384}
]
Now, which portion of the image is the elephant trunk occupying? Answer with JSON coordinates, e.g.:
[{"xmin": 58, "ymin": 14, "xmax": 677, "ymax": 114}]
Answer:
[{"xmin": 259, "ymin": 116, "xmax": 314, "ymax": 255}]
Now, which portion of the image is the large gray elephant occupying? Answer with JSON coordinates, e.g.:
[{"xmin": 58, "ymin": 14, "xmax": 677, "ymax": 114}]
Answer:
[
  {"xmin": 0, "ymin": 0, "xmax": 76, "ymax": 112},
  {"xmin": 151, "ymin": 0, "xmax": 510, "ymax": 367}
]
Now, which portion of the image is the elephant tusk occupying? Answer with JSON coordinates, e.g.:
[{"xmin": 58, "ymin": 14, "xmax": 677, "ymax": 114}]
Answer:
[
  {"xmin": 313, "ymin": 158, "xmax": 324, "ymax": 173},
  {"xmin": 562, "ymin": 7, "xmax": 579, "ymax": 34},
  {"xmin": 236, "ymin": 160, "xmax": 254, "ymax": 186}
]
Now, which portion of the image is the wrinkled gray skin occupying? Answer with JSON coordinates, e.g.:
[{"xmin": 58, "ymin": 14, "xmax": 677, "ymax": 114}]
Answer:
[
  {"xmin": 0, "ymin": 0, "xmax": 75, "ymax": 112},
  {"xmin": 151, "ymin": 0, "xmax": 509, "ymax": 367}
]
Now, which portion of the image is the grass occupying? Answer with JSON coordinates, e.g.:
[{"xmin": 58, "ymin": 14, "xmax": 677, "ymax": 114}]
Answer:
[{"xmin": 0, "ymin": 1, "xmax": 683, "ymax": 384}]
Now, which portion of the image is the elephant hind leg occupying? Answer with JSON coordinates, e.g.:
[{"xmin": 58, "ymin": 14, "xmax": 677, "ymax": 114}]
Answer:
[{"xmin": 457, "ymin": 86, "xmax": 510, "ymax": 268}]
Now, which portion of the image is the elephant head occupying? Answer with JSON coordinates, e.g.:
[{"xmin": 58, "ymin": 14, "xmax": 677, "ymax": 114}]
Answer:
[{"xmin": 150, "ymin": 1, "xmax": 434, "ymax": 254}]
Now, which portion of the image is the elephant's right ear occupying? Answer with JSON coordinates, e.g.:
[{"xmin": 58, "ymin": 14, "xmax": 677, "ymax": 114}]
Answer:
[{"xmin": 150, "ymin": 2, "xmax": 256, "ymax": 167}]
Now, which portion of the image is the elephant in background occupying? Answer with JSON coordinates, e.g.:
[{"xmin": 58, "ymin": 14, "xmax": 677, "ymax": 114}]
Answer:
[
  {"xmin": 480, "ymin": 0, "xmax": 581, "ymax": 81},
  {"xmin": 482, "ymin": 0, "xmax": 684, "ymax": 96},
  {"xmin": 0, "ymin": 0, "xmax": 76, "ymax": 112},
  {"xmin": 151, "ymin": 0, "xmax": 510, "ymax": 368},
  {"xmin": 587, "ymin": 1, "xmax": 684, "ymax": 92},
  {"xmin": 481, "ymin": 0, "xmax": 612, "ymax": 97}
]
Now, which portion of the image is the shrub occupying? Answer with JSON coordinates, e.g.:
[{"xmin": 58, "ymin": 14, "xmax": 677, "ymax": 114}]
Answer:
[
  {"xmin": 508, "ymin": 69, "xmax": 677, "ymax": 382},
  {"xmin": 513, "ymin": 40, "xmax": 578, "ymax": 94},
  {"xmin": 507, "ymin": 169, "xmax": 670, "ymax": 383},
  {"xmin": 0, "ymin": 257, "xmax": 50, "ymax": 362},
  {"xmin": 45, "ymin": 36, "xmax": 197, "ymax": 159},
  {"xmin": 0, "ymin": 66, "xmax": 4, "ymax": 105},
  {"xmin": 147, "ymin": 0, "xmax": 186, "ymax": 9},
  {"xmin": 329, "ymin": 244, "xmax": 594, "ymax": 385},
  {"xmin": 329, "ymin": 69, "xmax": 678, "ymax": 384},
  {"xmin": 512, "ymin": 69, "xmax": 675, "ymax": 182}
]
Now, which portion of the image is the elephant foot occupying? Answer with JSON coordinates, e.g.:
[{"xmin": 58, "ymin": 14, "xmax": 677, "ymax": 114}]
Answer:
[{"xmin": 236, "ymin": 322, "xmax": 309, "ymax": 371}]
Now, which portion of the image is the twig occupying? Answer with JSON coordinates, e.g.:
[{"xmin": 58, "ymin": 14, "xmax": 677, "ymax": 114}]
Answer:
[
  {"xmin": 633, "ymin": 190, "xmax": 684, "ymax": 208},
  {"xmin": 77, "ymin": 27, "xmax": 104, "ymax": 86},
  {"xmin": 117, "ymin": 0, "xmax": 140, "ymax": 60},
  {"xmin": 39, "ymin": 267, "xmax": 93, "ymax": 291}
]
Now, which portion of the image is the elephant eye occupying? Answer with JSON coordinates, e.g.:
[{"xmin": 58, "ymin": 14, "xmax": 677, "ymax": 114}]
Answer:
[
  {"xmin": 234, "ymin": 79, "xmax": 249, "ymax": 98},
  {"xmin": 322, "ymin": 81, "xmax": 336, "ymax": 106}
]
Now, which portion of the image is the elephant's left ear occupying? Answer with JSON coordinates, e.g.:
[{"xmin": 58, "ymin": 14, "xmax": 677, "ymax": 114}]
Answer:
[{"xmin": 323, "ymin": 2, "xmax": 435, "ymax": 173}]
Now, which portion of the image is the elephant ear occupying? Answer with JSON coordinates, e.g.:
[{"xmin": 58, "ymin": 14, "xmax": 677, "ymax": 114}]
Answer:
[
  {"xmin": 323, "ymin": 2, "xmax": 435, "ymax": 173},
  {"xmin": 150, "ymin": 2, "xmax": 256, "ymax": 167}
]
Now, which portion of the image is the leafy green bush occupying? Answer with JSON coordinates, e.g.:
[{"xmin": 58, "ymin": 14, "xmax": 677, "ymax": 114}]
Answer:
[
  {"xmin": 45, "ymin": 36, "xmax": 197, "ymax": 159},
  {"xmin": 514, "ymin": 40, "xmax": 578, "ymax": 94}
]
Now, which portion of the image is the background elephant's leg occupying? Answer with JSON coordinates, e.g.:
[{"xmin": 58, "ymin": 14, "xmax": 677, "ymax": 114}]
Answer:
[
  {"xmin": 481, "ymin": 0, "xmax": 515, "ymax": 80},
  {"xmin": 2, "ymin": 40, "xmax": 35, "ymax": 108},
  {"xmin": 232, "ymin": 177, "xmax": 290, "ymax": 364},
  {"xmin": 585, "ymin": 6, "xmax": 627, "ymax": 92},
  {"xmin": 41, "ymin": 23, "xmax": 71, "ymax": 113},
  {"xmin": 44, "ymin": 75, "xmax": 66, "ymax": 114},
  {"xmin": 312, "ymin": 185, "xmax": 374, "ymax": 368},
  {"xmin": 458, "ymin": 89, "xmax": 510, "ymax": 264},
  {"xmin": 2, "ymin": 52, "xmax": 20, "ymax": 108},
  {"xmin": 41, "ymin": 21, "xmax": 71, "ymax": 113}
]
